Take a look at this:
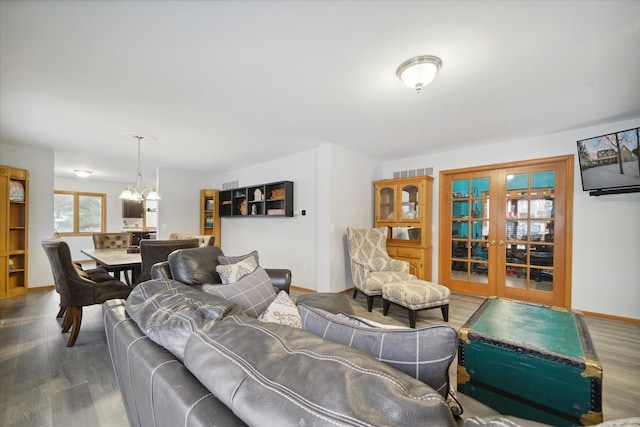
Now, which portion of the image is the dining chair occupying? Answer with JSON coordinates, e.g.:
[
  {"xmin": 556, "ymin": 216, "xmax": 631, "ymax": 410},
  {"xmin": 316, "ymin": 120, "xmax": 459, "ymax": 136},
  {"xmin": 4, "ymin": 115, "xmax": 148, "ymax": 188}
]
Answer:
[
  {"xmin": 92, "ymin": 232, "xmax": 134, "ymax": 285},
  {"xmin": 137, "ymin": 238, "xmax": 200, "ymax": 284},
  {"xmin": 42, "ymin": 239, "xmax": 132, "ymax": 347},
  {"xmin": 169, "ymin": 232, "xmax": 215, "ymax": 247}
]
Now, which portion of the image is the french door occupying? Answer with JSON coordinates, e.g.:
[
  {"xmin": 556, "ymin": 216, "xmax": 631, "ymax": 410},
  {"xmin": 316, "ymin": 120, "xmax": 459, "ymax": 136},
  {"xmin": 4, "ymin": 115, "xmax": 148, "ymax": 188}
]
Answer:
[{"xmin": 439, "ymin": 156, "xmax": 573, "ymax": 307}]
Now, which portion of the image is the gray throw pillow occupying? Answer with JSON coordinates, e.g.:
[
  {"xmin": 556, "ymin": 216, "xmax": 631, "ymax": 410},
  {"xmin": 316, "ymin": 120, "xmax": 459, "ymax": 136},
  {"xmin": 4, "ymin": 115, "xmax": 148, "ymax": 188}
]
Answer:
[
  {"xmin": 203, "ymin": 266, "xmax": 276, "ymax": 318},
  {"xmin": 298, "ymin": 303, "xmax": 458, "ymax": 398},
  {"xmin": 217, "ymin": 250, "xmax": 259, "ymax": 266},
  {"xmin": 215, "ymin": 256, "xmax": 258, "ymax": 284}
]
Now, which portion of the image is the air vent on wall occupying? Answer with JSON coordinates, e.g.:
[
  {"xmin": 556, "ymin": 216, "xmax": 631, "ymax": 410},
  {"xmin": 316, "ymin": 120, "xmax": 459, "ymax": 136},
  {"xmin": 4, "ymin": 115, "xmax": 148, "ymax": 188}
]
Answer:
[
  {"xmin": 222, "ymin": 180, "xmax": 239, "ymax": 190},
  {"xmin": 393, "ymin": 167, "xmax": 433, "ymax": 179}
]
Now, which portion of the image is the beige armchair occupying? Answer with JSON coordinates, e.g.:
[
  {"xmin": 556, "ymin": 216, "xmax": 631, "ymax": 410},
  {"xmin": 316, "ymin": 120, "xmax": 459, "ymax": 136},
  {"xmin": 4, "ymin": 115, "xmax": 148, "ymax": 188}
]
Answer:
[{"xmin": 346, "ymin": 226, "xmax": 416, "ymax": 312}]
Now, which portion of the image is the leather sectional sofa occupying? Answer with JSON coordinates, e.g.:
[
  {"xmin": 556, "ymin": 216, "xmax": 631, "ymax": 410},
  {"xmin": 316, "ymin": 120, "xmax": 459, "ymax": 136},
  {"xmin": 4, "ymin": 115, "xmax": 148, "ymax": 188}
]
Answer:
[{"xmin": 104, "ymin": 245, "xmax": 461, "ymax": 426}]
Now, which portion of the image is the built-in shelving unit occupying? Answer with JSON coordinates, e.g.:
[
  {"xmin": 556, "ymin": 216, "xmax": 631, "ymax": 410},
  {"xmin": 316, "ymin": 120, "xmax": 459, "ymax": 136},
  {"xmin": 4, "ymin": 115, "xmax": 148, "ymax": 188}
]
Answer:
[
  {"xmin": 200, "ymin": 189, "xmax": 221, "ymax": 246},
  {"xmin": 1, "ymin": 165, "xmax": 29, "ymax": 300},
  {"xmin": 219, "ymin": 181, "xmax": 293, "ymax": 217}
]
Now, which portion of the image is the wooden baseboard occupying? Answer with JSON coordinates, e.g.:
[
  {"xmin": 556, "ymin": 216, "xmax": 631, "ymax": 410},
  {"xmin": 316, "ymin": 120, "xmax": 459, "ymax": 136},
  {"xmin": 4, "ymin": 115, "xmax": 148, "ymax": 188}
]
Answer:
[
  {"xmin": 290, "ymin": 285, "xmax": 354, "ymax": 296},
  {"xmin": 581, "ymin": 310, "xmax": 640, "ymax": 324},
  {"xmin": 28, "ymin": 285, "xmax": 55, "ymax": 292}
]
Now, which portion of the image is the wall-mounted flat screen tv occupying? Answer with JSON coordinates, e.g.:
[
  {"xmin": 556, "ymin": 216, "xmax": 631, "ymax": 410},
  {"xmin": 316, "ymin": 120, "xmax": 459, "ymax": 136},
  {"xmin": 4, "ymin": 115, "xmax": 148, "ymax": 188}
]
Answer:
[{"xmin": 576, "ymin": 127, "xmax": 640, "ymax": 195}]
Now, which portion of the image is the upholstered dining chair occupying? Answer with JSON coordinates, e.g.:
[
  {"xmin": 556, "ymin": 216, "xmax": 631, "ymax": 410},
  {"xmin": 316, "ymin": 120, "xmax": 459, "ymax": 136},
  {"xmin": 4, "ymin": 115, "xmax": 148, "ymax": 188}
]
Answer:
[
  {"xmin": 169, "ymin": 232, "xmax": 215, "ymax": 247},
  {"xmin": 42, "ymin": 239, "xmax": 132, "ymax": 347},
  {"xmin": 137, "ymin": 238, "xmax": 200, "ymax": 284},
  {"xmin": 346, "ymin": 226, "xmax": 416, "ymax": 312},
  {"xmin": 92, "ymin": 232, "xmax": 134, "ymax": 285}
]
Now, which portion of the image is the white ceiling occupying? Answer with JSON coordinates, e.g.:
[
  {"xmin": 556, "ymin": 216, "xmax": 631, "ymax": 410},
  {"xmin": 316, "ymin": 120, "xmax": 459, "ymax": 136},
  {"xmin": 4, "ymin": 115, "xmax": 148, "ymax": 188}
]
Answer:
[{"xmin": 1, "ymin": 1, "xmax": 639, "ymax": 184}]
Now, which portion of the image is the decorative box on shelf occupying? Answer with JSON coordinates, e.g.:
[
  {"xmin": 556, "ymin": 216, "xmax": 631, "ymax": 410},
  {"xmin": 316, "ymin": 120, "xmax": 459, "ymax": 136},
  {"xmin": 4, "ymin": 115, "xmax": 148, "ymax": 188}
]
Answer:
[{"xmin": 270, "ymin": 188, "xmax": 285, "ymax": 199}]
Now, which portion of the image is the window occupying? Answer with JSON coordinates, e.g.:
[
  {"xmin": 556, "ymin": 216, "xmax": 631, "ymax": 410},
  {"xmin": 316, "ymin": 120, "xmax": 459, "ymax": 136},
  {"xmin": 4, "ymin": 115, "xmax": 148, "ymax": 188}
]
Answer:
[{"xmin": 54, "ymin": 191, "xmax": 106, "ymax": 235}]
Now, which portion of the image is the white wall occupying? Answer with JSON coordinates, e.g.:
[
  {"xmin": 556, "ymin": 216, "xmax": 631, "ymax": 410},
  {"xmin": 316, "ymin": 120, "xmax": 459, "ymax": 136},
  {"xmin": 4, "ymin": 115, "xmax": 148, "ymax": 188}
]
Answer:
[
  {"xmin": 382, "ymin": 118, "xmax": 640, "ymax": 319},
  {"xmin": 324, "ymin": 144, "xmax": 381, "ymax": 292},
  {"xmin": 214, "ymin": 144, "xmax": 379, "ymax": 291},
  {"xmin": 0, "ymin": 141, "xmax": 55, "ymax": 288},
  {"xmin": 155, "ymin": 168, "xmax": 213, "ymax": 239},
  {"xmin": 214, "ymin": 149, "xmax": 318, "ymax": 289}
]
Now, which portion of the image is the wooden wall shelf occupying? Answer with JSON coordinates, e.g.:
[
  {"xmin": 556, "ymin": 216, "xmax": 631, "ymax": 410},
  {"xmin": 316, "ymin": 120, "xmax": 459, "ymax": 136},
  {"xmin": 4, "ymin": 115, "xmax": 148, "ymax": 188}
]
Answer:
[{"xmin": 219, "ymin": 181, "xmax": 293, "ymax": 217}]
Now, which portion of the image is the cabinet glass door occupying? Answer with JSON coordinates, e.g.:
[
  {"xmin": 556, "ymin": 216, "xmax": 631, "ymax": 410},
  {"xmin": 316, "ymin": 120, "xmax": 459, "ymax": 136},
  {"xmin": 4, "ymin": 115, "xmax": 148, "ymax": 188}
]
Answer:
[
  {"xmin": 377, "ymin": 185, "xmax": 396, "ymax": 222},
  {"xmin": 391, "ymin": 184, "xmax": 422, "ymax": 242}
]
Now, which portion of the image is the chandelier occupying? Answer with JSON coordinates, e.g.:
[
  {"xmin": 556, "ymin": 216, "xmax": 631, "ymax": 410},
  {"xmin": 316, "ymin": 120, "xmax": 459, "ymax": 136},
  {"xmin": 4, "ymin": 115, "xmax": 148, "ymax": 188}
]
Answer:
[{"xmin": 118, "ymin": 135, "xmax": 161, "ymax": 202}]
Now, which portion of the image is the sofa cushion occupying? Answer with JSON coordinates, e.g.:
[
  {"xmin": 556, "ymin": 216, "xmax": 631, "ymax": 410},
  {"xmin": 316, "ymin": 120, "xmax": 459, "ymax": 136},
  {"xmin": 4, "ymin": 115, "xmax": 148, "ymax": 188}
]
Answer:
[
  {"xmin": 168, "ymin": 245, "xmax": 225, "ymax": 285},
  {"xmin": 217, "ymin": 250, "xmax": 259, "ymax": 266},
  {"xmin": 125, "ymin": 279, "xmax": 244, "ymax": 360},
  {"xmin": 184, "ymin": 315, "xmax": 456, "ymax": 427},
  {"xmin": 215, "ymin": 256, "xmax": 258, "ymax": 284},
  {"xmin": 298, "ymin": 303, "xmax": 458, "ymax": 398},
  {"xmin": 202, "ymin": 266, "xmax": 276, "ymax": 318},
  {"xmin": 258, "ymin": 290, "xmax": 301, "ymax": 328}
]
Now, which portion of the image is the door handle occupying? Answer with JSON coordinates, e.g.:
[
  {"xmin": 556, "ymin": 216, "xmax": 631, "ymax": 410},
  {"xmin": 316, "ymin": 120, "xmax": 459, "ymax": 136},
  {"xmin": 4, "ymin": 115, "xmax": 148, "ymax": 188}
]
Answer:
[
  {"xmin": 490, "ymin": 240, "xmax": 496, "ymax": 246},
  {"xmin": 498, "ymin": 240, "xmax": 504, "ymax": 246}
]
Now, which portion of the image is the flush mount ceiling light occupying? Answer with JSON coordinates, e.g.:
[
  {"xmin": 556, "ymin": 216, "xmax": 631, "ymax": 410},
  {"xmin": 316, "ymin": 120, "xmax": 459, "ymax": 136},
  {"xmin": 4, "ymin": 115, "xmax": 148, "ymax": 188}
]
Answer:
[
  {"xmin": 118, "ymin": 135, "xmax": 161, "ymax": 202},
  {"xmin": 396, "ymin": 55, "xmax": 442, "ymax": 93},
  {"xmin": 74, "ymin": 169, "xmax": 92, "ymax": 178}
]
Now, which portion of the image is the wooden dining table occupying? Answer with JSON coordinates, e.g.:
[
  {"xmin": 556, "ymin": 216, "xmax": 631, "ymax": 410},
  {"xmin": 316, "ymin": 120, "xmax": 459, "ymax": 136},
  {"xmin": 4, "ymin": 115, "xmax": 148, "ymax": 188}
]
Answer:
[{"xmin": 81, "ymin": 248, "xmax": 142, "ymax": 285}]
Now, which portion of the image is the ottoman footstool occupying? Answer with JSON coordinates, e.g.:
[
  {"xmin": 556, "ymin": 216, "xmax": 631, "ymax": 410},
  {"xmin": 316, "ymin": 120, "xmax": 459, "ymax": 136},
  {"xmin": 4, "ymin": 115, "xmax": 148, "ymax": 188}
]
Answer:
[{"xmin": 382, "ymin": 279, "xmax": 450, "ymax": 328}]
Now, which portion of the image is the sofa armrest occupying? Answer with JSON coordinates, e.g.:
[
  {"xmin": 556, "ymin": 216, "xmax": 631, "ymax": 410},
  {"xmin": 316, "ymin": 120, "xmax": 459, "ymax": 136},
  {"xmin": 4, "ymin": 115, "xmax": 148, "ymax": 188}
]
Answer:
[
  {"xmin": 265, "ymin": 268, "xmax": 291, "ymax": 294},
  {"xmin": 151, "ymin": 261, "xmax": 172, "ymax": 280}
]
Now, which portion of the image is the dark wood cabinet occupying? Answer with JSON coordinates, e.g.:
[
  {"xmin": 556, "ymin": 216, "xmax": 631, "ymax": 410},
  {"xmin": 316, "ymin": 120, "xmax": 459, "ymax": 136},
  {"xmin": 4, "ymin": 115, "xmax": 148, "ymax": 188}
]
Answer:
[
  {"xmin": 122, "ymin": 200, "xmax": 144, "ymax": 218},
  {"xmin": 219, "ymin": 181, "xmax": 293, "ymax": 217}
]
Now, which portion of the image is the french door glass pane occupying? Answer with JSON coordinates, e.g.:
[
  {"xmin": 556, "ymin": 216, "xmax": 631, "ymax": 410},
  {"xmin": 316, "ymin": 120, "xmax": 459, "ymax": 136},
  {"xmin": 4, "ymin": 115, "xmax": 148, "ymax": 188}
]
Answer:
[
  {"xmin": 451, "ymin": 261, "xmax": 468, "ymax": 280},
  {"xmin": 452, "ymin": 179, "xmax": 469, "ymax": 198},
  {"xmin": 506, "ymin": 220, "xmax": 527, "ymax": 241},
  {"xmin": 506, "ymin": 266, "xmax": 527, "ymax": 288},
  {"xmin": 452, "ymin": 200, "xmax": 468, "ymax": 218},
  {"xmin": 453, "ymin": 221, "xmax": 468, "ymax": 238},
  {"xmin": 470, "ymin": 262, "xmax": 489, "ymax": 283}
]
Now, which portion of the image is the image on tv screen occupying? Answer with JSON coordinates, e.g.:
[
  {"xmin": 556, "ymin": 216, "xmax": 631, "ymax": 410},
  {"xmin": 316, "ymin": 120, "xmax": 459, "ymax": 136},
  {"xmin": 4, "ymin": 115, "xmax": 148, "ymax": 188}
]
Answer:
[{"xmin": 577, "ymin": 127, "xmax": 640, "ymax": 192}]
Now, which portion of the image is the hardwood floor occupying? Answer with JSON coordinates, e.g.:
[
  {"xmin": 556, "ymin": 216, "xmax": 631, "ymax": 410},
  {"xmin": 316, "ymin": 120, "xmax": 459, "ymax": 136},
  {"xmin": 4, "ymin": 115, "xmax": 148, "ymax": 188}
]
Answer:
[{"xmin": 1, "ymin": 288, "xmax": 638, "ymax": 426}]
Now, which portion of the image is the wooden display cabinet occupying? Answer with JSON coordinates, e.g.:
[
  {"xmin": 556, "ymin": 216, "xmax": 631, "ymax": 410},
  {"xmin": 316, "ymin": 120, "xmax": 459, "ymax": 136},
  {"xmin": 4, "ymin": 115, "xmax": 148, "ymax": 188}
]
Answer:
[
  {"xmin": 374, "ymin": 176, "xmax": 433, "ymax": 281},
  {"xmin": 1, "ymin": 165, "xmax": 29, "ymax": 299},
  {"xmin": 200, "ymin": 189, "xmax": 221, "ymax": 247}
]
